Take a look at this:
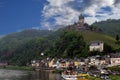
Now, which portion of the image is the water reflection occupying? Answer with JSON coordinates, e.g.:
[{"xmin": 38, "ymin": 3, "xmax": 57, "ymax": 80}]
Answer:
[
  {"xmin": 0, "ymin": 69, "xmax": 63, "ymax": 80},
  {"xmin": 20, "ymin": 70, "xmax": 63, "ymax": 80},
  {"xmin": 21, "ymin": 71, "xmax": 89, "ymax": 80},
  {"xmin": 0, "ymin": 69, "xmax": 88, "ymax": 80}
]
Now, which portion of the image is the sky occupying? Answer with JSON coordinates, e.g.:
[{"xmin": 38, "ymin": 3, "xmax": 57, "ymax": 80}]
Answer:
[{"xmin": 0, "ymin": 0, "xmax": 120, "ymax": 35}]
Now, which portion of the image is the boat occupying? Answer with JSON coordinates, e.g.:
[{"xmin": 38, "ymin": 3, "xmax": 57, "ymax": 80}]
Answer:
[{"xmin": 61, "ymin": 70, "xmax": 77, "ymax": 80}]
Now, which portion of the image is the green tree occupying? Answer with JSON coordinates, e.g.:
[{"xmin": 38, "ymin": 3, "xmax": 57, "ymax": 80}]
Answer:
[
  {"xmin": 116, "ymin": 34, "xmax": 119, "ymax": 42},
  {"xmin": 9, "ymin": 37, "xmax": 51, "ymax": 66},
  {"xmin": 104, "ymin": 43, "xmax": 113, "ymax": 53},
  {"xmin": 46, "ymin": 31, "xmax": 89, "ymax": 58}
]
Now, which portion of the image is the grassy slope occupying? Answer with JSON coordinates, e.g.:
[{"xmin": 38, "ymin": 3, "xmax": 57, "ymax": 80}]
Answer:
[
  {"xmin": 88, "ymin": 76, "xmax": 101, "ymax": 80},
  {"xmin": 109, "ymin": 75, "xmax": 120, "ymax": 80},
  {"xmin": 79, "ymin": 31, "xmax": 120, "ymax": 49},
  {"xmin": 93, "ymin": 19, "xmax": 120, "ymax": 36}
]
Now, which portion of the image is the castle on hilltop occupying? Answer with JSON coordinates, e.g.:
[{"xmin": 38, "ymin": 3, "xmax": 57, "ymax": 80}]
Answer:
[
  {"xmin": 66, "ymin": 14, "xmax": 89, "ymax": 31},
  {"xmin": 77, "ymin": 14, "xmax": 84, "ymax": 28}
]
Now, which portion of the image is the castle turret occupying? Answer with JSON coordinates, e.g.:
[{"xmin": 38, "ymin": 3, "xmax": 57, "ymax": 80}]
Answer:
[
  {"xmin": 79, "ymin": 14, "xmax": 84, "ymax": 26},
  {"xmin": 66, "ymin": 14, "xmax": 86, "ymax": 31},
  {"xmin": 79, "ymin": 14, "xmax": 84, "ymax": 20},
  {"xmin": 75, "ymin": 14, "xmax": 85, "ymax": 31}
]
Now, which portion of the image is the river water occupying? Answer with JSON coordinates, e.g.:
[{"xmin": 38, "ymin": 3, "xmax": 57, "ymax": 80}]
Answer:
[
  {"xmin": 0, "ymin": 69, "xmax": 89, "ymax": 80},
  {"xmin": 0, "ymin": 69, "xmax": 63, "ymax": 80}
]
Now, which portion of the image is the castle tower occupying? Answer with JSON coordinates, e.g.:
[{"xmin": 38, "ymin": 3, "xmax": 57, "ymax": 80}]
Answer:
[
  {"xmin": 66, "ymin": 14, "xmax": 86, "ymax": 31},
  {"xmin": 78, "ymin": 14, "xmax": 84, "ymax": 27}
]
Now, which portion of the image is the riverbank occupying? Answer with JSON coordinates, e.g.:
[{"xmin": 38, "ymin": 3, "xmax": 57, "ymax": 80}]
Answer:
[
  {"xmin": 88, "ymin": 75, "xmax": 120, "ymax": 80},
  {"xmin": 87, "ymin": 76, "xmax": 101, "ymax": 80},
  {"xmin": 0, "ymin": 65, "xmax": 33, "ymax": 71},
  {"xmin": 52, "ymin": 69, "xmax": 64, "ymax": 74}
]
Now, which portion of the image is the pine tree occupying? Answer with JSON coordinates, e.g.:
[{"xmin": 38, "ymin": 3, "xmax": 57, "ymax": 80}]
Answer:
[{"xmin": 116, "ymin": 34, "xmax": 119, "ymax": 42}]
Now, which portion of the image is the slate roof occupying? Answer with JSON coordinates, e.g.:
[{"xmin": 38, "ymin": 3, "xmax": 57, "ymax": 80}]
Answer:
[{"xmin": 89, "ymin": 40, "xmax": 103, "ymax": 46}]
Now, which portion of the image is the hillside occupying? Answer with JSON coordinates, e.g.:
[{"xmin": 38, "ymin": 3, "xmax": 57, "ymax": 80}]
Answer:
[
  {"xmin": 79, "ymin": 31, "xmax": 120, "ymax": 49},
  {"xmin": 0, "ymin": 29, "xmax": 64, "ymax": 63},
  {"xmin": 92, "ymin": 19, "xmax": 120, "ymax": 36},
  {"xmin": 45, "ymin": 30, "xmax": 120, "ymax": 59},
  {"xmin": 0, "ymin": 29, "xmax": 52, "ymax": 51},
  {"xmin": 45, "ymin": 31, "xmax": 89, "ymax": 58},
  {"xmin": 0, "ymin": 28, "xmax": 119, "ymax": 65},
  {"xmin": 0, "ymin": 29, "xmax": 53, "ymax": 61}
]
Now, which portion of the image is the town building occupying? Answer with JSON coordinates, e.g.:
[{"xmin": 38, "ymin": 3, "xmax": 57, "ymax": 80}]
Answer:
[
  {"xmin": 89, "ymin": 41, "xmax": 104, "ymax": 52},
  {"xmin": 0, "ymin": 62, "xmax": 8, "ymax": 67},
  {"xmin": 110, "ymin": 58, "xmax": 120, "ymax": 66}
]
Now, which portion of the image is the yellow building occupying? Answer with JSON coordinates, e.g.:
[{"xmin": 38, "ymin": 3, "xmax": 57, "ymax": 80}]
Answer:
[
  {"xmin": 74, "ymin": 61, "xmax": 80, "ymax": 68},
  {"xmin": 100, "ymin": 60, "xmax": 106, "ymax": 65},
  {"xmin": 66, "ymin": 61, "xmax": 70, "ymax": 68},
  {"xmin": 48, "ymin": 58, "xmax": 54, "ymax": 68}
]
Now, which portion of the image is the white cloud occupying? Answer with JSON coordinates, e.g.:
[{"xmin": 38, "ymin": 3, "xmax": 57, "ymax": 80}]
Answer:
[
  {"xmin": 41, "ymin": 0, "xmax": 120, "ymax": 30},
  {"xmin": 41, "ymin": 21, "xmax": 52, "ymax": 30}
]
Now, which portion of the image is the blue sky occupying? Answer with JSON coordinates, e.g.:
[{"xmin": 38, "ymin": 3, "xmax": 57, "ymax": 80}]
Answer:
[
  {"xmin": 0, "ymin": 0, "xmax": 120, "ymax": 35},
  {"xmin": 0, "ymin": 0, "xmax": 46, "ymax": 35}
]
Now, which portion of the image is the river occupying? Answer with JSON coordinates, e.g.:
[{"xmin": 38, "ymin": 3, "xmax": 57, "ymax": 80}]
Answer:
[
  {"xmin": 0, "ymin": 69, "xmax": 89, "ymax": 80},
  {"xmin": 0, "ymin": 69, "xmax": 63, "ymax": 80}
]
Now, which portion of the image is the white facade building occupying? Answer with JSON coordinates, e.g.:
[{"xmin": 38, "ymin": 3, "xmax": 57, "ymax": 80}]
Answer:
[
  {"xmin": 89, "ymin": 41, "xmax": 104, "ymax": 52},
  {"xmin": 110, "ymin": 58, "xmax": 120, "ymax": 66}
]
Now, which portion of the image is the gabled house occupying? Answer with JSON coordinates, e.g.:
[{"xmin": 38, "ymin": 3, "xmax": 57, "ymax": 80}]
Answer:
[
  {"xmin": 48, "ymin": 58, "xmax": 54, "ymax": 68},
  {"xmin": 31, "ymin": 60, "xmax": 36, "ymax": 67},
  {"xmin": 0, "ymin": 62, "xmax": 8, "ymax": 67},
  {"xmin": 60, "ymin": 60, "xmax": 66, "ymax": 68},
  {"xmin": 89, "ymin": 41, "xmax": 104, "ymax": 52},
  {"xmin": 89, "ymin": 57, "xmax": 96, "ymax": 65},
  {"xmin": 96, "ymin": 55, "xmax": 106, "ymax": 65},
  {"xmin": 74, "ymin": 61, "xmax": 80, "ymax": 68},
  {"xmin": 59, "ymin": 59, "xmax": 74, "ymax": 68},
  {"xmin": 74, "ymin": 60, "xmax": 80, "ymax": 68},
  {"xmin": 110, "ymin": 58, "xmax": 120, "ymax": 66},
  {"xmin": 31, "ymin": 60, "xmax": 43, "ymax": 67},
  {"xmin": 89, "ymin": 56, "xmax": 100, "ymax": 66},
  {"xmin": 79, "ymin": 58, "xmax": 85, "ymax": 66},
  {"xmin": 99, "ymin": 57, "xmax": 106, "ymax": 65},
  {"xmin": 52, "ymin": 58, "xmax": 61, "ymax": 69},
  {"xmin": 109, "ymin": 53, "xmax": 120, "ymax": 66}
]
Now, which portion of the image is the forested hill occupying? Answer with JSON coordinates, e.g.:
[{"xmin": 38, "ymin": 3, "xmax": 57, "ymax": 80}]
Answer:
[
  {"xmin": 0, "ymin": 26, "xmax": 119, "ymax": 65},
  {"xmin": 0, "ymin": 29, "xmax": 52, "ymax": 61},
  {"xmin": 2, "ymin": 29, "xmax": 52, "ymax": 39},
  {"xmin": 0, "ymin": 29, "xmax": 64, "ymax": 65},
  {"xmin": 92, "ymin": 19, "xmax": 120, "ymax": 36},
  {"xmin": 0, "ymin": 29, "xmax": 52, "ymax": 51}
]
